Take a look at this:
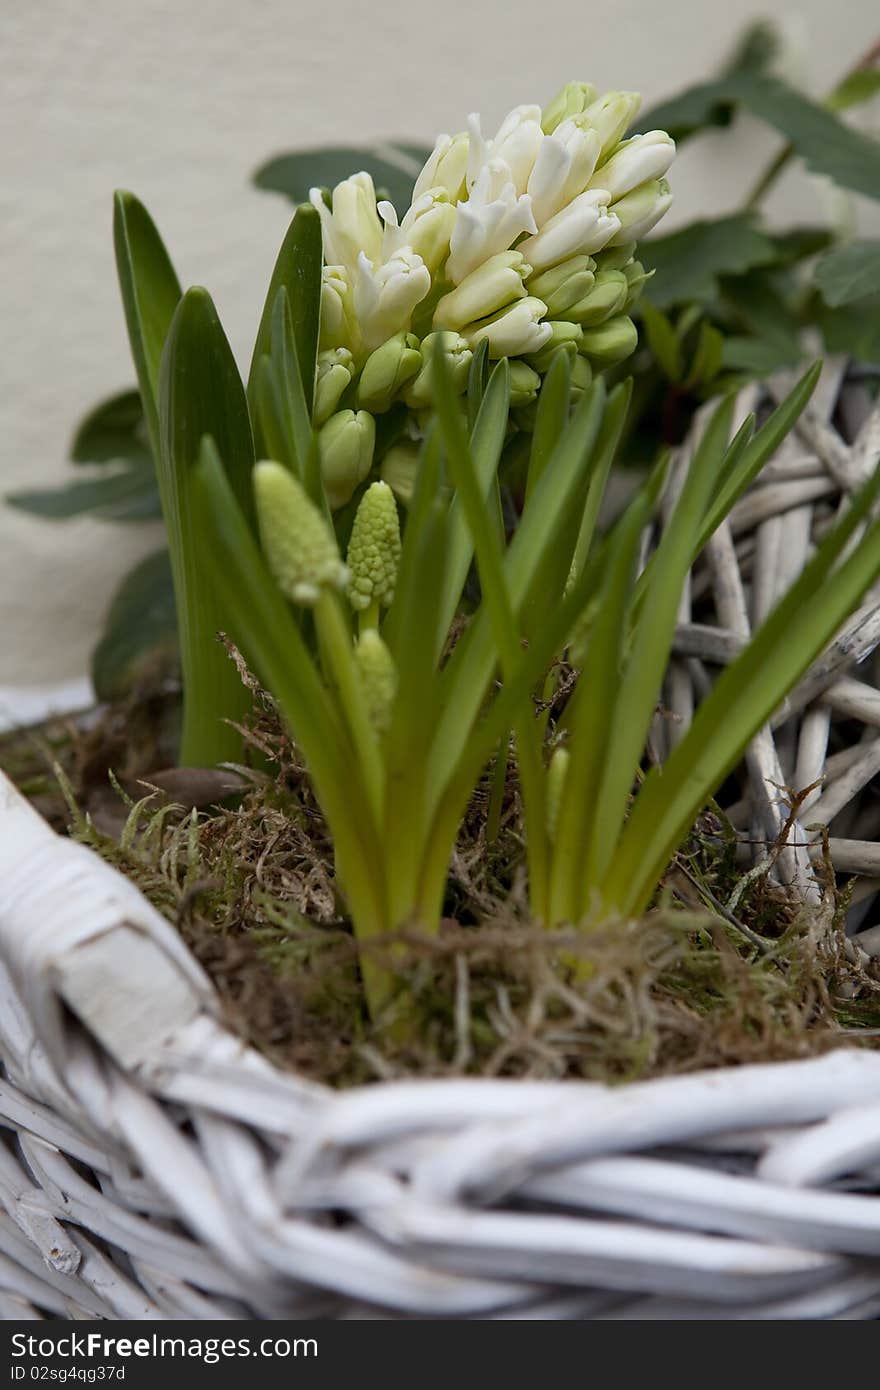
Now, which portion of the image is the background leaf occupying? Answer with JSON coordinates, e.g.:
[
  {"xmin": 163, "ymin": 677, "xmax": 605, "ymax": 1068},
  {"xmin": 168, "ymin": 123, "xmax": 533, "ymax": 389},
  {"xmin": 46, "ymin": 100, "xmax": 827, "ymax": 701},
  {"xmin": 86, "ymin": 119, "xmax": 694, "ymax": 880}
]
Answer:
[
  {"xmin": 70, "ymin": 389, "xmax": 149, "ymax": 465},
  {"xmin": 7, "ymin": 461, "xmax": 161, "ymax": 522},
  {"xmin": 640, "ymin": 215, "xmax": 778, "ymax": 308},
  {"xmin": 91, "ymin": 549, "xmax": 177, "ymax": 701},
  {"xmin": 254, "ymin": 142, "xmax": 431, "ymax": 214},
  {"xmin": 815, "ymin": 240, "xmax": 880, "ymax": 306},
  {"xmin": 816, "ymin": 298, "xmax": 880, "ymax": 363}
]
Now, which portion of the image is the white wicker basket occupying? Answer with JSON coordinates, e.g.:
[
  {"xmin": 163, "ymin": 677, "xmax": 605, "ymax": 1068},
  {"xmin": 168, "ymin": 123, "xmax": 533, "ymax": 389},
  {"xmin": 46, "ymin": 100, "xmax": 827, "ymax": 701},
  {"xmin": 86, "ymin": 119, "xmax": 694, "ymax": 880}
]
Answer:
[{"xmin": 2, "ymin": 357, "xmax": 880, "ymax": 1321}]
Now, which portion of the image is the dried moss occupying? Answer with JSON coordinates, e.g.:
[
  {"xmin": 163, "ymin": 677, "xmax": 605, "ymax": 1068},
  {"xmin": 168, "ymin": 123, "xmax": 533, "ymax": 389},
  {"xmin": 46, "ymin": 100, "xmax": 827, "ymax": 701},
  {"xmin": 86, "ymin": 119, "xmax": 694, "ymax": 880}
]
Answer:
[{"xmin": 4, "ymin": 664, "xmax": 879, "ymax": 1089}]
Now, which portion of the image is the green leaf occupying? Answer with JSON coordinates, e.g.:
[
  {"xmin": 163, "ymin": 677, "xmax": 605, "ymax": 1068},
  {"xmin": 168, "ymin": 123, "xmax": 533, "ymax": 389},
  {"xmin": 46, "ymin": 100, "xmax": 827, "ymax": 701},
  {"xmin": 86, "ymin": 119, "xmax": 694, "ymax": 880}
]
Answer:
[
  {"xmin": 253, "ymin": 142, "xmax": 431, "ymax": 215},
  {"xmin": 643, "ymin": 72, "xmax": 880, "ymax": 201},
  {"xmin": 70, "ymin": 390, "xmax": 149, "ymax": 466},
  {"xmin": 721, "ymin": 336, "xmax": 803, "ymax": 376},
  {"xmin": 767, "ymin": 226, "xmax": 834, "ymax": 265},
  {"xmin": 113, "ymin": 192, "xmax": 182, "ymax": 455},
  {"xmin": 816, "ymin": 298, "xmax": 880, "ymax": 364},
  {"xmin": 641, "ymin": 216, "xmax": 778, "ymax": 309},
  {"xmin": 639, "ymin": 301, "xmax": 682, "ymax": 381},
  {"xmin": 91, "ymin": 549, "xmax": 177, "ymax": 701},
  {"xmin": 815, "ymin": 240, "xmax": 880, "ymax": 307},
  {"xmin": 158, "ymin": 288, "xmax": 256, "ymax": 764},
  {"xmin": 827, "ymin": 70, "xmax": 880, "ymax": 113},
  {"xmin": 604, "ymin": 462, "xmax": 880, "ymax": 915},
  {"xmin": 248, "ymin": 205, "xmax": 322, "ymax": 438},
  {"xmin": 7, "ymin": 460, "xmax": 161, "ymax": 523}
]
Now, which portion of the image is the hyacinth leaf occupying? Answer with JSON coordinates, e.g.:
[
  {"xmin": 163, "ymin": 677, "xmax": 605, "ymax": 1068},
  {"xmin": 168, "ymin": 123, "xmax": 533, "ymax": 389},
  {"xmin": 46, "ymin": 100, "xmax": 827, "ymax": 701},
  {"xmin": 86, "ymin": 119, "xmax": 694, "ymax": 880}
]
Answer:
[
  {"xmin": 466, "ymin": 339, "xmax": 490, "ymax": 432},
  {"xmin": 604, "ymin": 463, "xmax": 880, "ymax": 916},
  {"xmin": 815, "ymin": 241, "xmax": 880, "ymax": 308},
  {"xmin": 158, "ymin": 288, "xmax": 256, "ymax": 765},
  {"xmin": 586, "ymin": 396, "xmax": 734, "ymax": 892},
  {"xmin": 548, "ymin": 491, "xmax": 650, "ymax": 924},
  {"xmin": 113, "ymin": 192, "xmax": 182, "ymax": 455},
  {"xmin": 248, "ymin": 205, "xmax": 322, "ymax": 442},
  {"xmin": 438, "ymin": 358, "xmax": 512, "ymax": 644},
  {"xmin": 525, "ymin": 351, "xmax": 572, "ymax": 501},
  {"xmin": 91, "ymin": 548, "xmax": 177, "ymax": 702},
  {"xmin": 696, "ymin": 361, "xmax": 820, "ymax": 550},
  {"xmin": 432, "ymin": 347, "xmax": 551, "ymax": 914},
  {"xmin": 252, "ymin": 289, "xmax": 314, "ymax": 481},
  {"xmin": 253, "ymin": 143, "xmax": 432, "ymax": 216},
  {"xmin": 191, "ymin": 439, "xmax": 388, "ymax": 969}
]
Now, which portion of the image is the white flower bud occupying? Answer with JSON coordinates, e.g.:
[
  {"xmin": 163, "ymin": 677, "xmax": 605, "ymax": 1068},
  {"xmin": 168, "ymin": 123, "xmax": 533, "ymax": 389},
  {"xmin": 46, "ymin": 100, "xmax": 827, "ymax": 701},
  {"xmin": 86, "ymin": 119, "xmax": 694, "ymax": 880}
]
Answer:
[
  {"xmin": 319, "ymin": 409, "xmax": 376, "ymax": 510},
  {"xmin": 433, "ymin": 251, "xmax": 531, "ymax": 331},
  {"xmin": 541, "ymin": 81, "xmax": 598, "ymax": 135},
  {"xmin": 594, "ymin": 131, "xmax": 676, "ymax": 201},
  {"xmin": 379, "ymin": 191, "xmax": 457, "ymax": 274},
  {"xmin": 518, "ymin": 189, "xmax": 619, "ymax": 273},
  {"xmin": 467, "ymin": 106, "xmax": 544, "ymax": 196},
  {"xmin": 353, "ymin": 248, "xmax": 432, "ymax": 351},
  {"xmin": 581, "ymin": 91, "xmax": 642, "ymax": 159},
  {"xmin": 413, "ymin": 132, "xmax": 470, "ymax": 202},
  {"xmin": 527, "ymin": 118, "xmax": 602, "ymax": 224},
  {"xmin": 608, "ymin": 178, "xmax": 673, "ymax": 244},
  {"xmin": 463, "ymin": 296, "xmax": 551, "ymax": 358},
  {"xmin": 446, "ymin": 161, "xmax": 537, "ymax": 283},
  {"xmin": 404, "ymin": 330, "xmax": 472, "ymax": 407},
  {"xmin": 314, "ymin": 347, "xmax": 353, "ymax": 425},
  {"xmin": 310, "ymin": 173, "xmax": 383, "ymax": 276},
  {"xmin": 320, "ymin": 265, "xmax": 358, "ymax": 353}
]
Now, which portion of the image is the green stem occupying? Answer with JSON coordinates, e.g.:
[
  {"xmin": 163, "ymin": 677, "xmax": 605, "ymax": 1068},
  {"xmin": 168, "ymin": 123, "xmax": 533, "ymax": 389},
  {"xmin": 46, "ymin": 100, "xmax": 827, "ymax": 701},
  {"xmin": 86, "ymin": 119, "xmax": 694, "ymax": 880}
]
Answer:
[
  {"xmin": 485, "ymin": 736, "xmax": 510, "ymax": 844},
  {"xmin": 314, "ymin": 590, "xmax": 385, "ymax": 828},
  {"xmin": 359, "ymin": 599, "xmax": 380, "ymax": 633}
]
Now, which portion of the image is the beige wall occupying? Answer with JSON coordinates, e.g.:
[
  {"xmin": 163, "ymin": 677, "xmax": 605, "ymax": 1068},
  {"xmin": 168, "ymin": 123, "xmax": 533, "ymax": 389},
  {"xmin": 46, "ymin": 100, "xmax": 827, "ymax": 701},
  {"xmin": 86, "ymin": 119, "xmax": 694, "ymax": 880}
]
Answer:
[{"xmin": 2, "ymin": 0, "xmax": 878, "ymax": 685}]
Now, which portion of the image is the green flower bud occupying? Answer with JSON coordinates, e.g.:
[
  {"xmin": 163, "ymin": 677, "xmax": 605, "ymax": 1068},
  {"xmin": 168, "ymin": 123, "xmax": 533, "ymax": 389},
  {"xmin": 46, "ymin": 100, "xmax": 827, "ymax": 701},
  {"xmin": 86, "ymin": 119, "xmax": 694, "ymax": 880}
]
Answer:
[
  {"xmin": 380, "ymin": 441, "xmax": 420, "ymax": 506},
  {"xmin": 346, "ymin": 481, "xmax": 402, "ymax": 613},
  {"xmin": 319, "ymin": 409, "xmax": 375, "ymax": 510},
  {"xmin": 354, "ymin": 629, "xmax": 398, "ymax": 734},
  {"xmin": 593, "ymin": 242, "xmax": 636, "ymax": 272},
  {"xmin": 608, "ymin": 178, "xmax": 673, "ymax": 245},
  {"xmin": 570, "ymin": 354, "xmax": 593, "ymax": 400},
  {"xmin": 546, "ymin": 746, "xmax": 570, "ymax": 840},
  {"xmin": 581, "ymin": 91, "xmax": 642, "ymax": 159},
  {"xmin": 541, "ymin": 81, "xmax": 598, "ymax": 135},
  {"xmin": 579, "ymin": 315, "xmax": 639, "ymax": 364},
  {"xmin": 356, "ymin": 332, "xmax": 422, "ymax": 413},
  {"xmin": 403, "ymin": 331, "xmax": 472, "ymax": 407},
  {"xmin": 314, "ymin": 348, "xmax": 353, "ymax": 426},
  {"xmin": 434, "ymin": 251, "xmax": 531, "ymax": 332},
  {"xmin": 509, "ymin": 360, "xmax": 541, "ymax": 408},
  {"xmin": 567, "ymin": 268, "xmax": 628, "ymax": 326},
  {"xmin": 527, "ymin": 255, "xmax": 596, "ymax": 317},
  {"xmin": 254, "ymin": 461, "xmax": 348, "ymax": 607},
  {"xmin": 622, "ymin": 260, "xmax": 653, "ymax": 311},
  {"xmin": 526, "ymin": 319, "xmax": 583, "ymax": 374}
]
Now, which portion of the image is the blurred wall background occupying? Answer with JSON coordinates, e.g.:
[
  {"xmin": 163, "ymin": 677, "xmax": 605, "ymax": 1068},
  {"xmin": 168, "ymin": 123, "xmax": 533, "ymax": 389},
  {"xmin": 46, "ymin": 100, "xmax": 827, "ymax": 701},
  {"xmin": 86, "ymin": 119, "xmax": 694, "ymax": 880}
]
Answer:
[{"xmin": 2, "ymin": 0, "xmax": 878, "ymax": 688}]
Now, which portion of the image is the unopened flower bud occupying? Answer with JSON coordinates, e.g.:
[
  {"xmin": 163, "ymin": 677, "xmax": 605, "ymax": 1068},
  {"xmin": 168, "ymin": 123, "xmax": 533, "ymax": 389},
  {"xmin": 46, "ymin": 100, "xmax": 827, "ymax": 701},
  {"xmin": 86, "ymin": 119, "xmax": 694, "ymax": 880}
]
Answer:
[
  {"xmin": 413, "ymin": 132, "xmax": 470, "ymax": 202},
  {"xmin": 608, "ymin": 178, "xmax": 673, "ymax": 244},
  {"xmin": 593, "ymin": 242, "xmax": 636, "ymax": 272},
  {"xmin": 356, "ymin": 332, "xmax": 422, "ymax": 412},
  {"xmin": 568, "ymin": 268, "xmax": 629, "ymax": 326},
  {"xmin": 463, "ymin": 296, "xmax": 551, "ymax": 359},
  {"xmin": 310, "ymin": 173, "xmax": 384, "ymax": 276},
  {"xmin": 595, "ymin": 131, "xmax": 676, "ymax": 200},
  {"xmin": 570, "ymin": 354, "xmax": 593, "ymax": 400},
  {"xmin": 579, "ymin": 315, "xmax": 639, "ymax": 364},
  {"xmin": 526, "ymin": 319, "xmax": 583, "ymax": 373},
  {"xmin": 434, "ymin": 251, "xmax": 531, "ymax": 331},
  {"xmin": 509, "ymin": 360, "xmax": 541, "ymax": 407},
  {"xmin": 254, "ymin": 461, "xmax": 348, "ymax": 606},
  {"xmin": 320, "ymin": 265, "xmax": 357, "ymax": 353},
  {"xmin": 404, "ymin": 330, "xmax": 472, "ymax": 407},
  {"xmin": 527, "ymin": 255, "xmax": 596, "ymax": 316},
  {"xmin": 582, "ymin": 91, "xmax": 642, "ymax": 159},
  {"xmin": 347, "ymin": 480, "xmax": 402, "ymax": 613},
  {"xmin": 353, "ymin": 248, "xmax": 432, "ymax": 351},
  {"xmin": 519, "ymin": 190, "xmax": 620, "ymax": 273},
  {"xmin": 354, "ymin": 629, "xmax": 398, "ymax": 734},
  {"xmin": 314, "ymin": 348, "xmax": 353, "ymax": 425},
  {"xmin": 319, "ymin": 409, "xmax": 375, "ymax": 510},
  {"xmin": 541, "ymin": 81, "xmax": 598, "ymax": 135},
  {"xmin": 622, "ymin": 260, "xmax": 653, "ymax": 310},
  {"xmin": 380, "ymin": 441, "xmax": 421, "ymax": 505},
  {"xmin": 379, "ymin": 190, "xmax": 457, "ymax": 274}
]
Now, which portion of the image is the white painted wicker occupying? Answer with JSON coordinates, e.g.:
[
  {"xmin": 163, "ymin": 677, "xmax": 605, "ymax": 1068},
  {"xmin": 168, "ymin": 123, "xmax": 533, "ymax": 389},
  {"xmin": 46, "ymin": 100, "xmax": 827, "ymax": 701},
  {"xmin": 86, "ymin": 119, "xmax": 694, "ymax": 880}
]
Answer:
[{"xmin": 1, "ymin": 358, "xmax": 880, "ymax": 1321}]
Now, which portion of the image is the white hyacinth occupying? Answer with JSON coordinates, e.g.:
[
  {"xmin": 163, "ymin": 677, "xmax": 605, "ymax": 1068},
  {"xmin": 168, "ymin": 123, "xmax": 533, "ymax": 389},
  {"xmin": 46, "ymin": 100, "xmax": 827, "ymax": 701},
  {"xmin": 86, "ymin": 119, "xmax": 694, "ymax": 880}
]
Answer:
[{"xmin": 309, "ymin": 79, "xmax": 675, "ymax": 408}]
